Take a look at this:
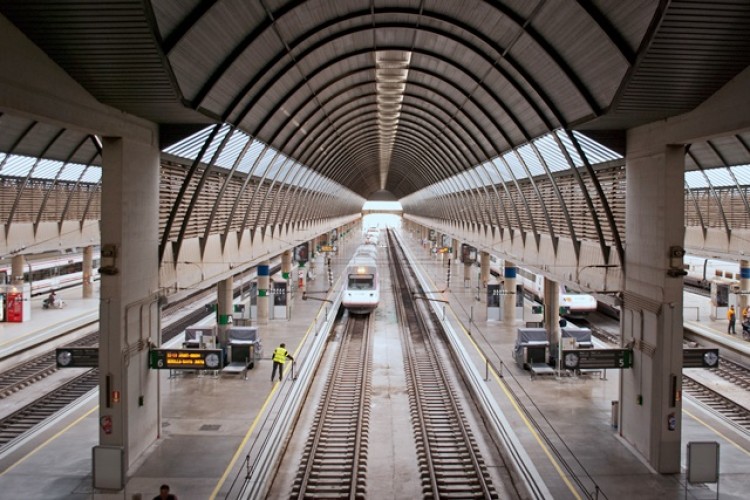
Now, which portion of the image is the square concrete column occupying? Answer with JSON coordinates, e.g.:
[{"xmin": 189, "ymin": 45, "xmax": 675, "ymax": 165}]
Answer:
[
  {"xmin": 503, "ymin": 261, "xmax": 517, "ymax": 323},
  {"xmin": 96, "ymin": 136, "xmax": 160, "ymax": 478},
  {"xmin": 217, "ymin": 277, "xmax": 233, "ymax": 345},
  {"xmin": 621, "ymin": 141, "xmax": 685, "ymax": 473}
]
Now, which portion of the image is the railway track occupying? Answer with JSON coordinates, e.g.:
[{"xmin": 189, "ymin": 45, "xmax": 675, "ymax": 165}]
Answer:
[
  {"xmin": 0, "ymin": 331, "xmax": 99, "ymax": 399},
  {"xmin": 682, "ymin": 375, "xmax": 750, "ymax": 430},
  {"xmin": 0, "ymin": 369, "xmax": 100, "ymax": 447},
  {"xmin": 389, "ymin": 231, "xmax": 499, "ymax": 499},
  {"xmin": 711, "ymin": 357, "xmax": 750, "ymax": 390},
  {"xmin": 291, "ymin": 314, "xmax": 372, "ymax": 498}
]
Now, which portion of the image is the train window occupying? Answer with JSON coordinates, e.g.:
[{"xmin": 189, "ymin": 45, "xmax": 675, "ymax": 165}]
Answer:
[
  {"xmin": 348, "ymin": 275, "xmax": 374, "ymax": 290},
  {"xmin": 725, "ymin": 272, "xmax": 734, "ymax": 279},
  {"xmin": 714, "ymin": 270, "xmax": 722, "ymax": 277}
]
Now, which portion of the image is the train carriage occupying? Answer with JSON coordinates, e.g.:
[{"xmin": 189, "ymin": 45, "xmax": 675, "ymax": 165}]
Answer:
[{"xmin": 342, "ymin": 255, "xmax": 380, "ymax": 314}]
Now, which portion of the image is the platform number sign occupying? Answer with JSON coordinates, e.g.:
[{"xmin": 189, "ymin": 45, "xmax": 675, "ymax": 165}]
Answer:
[
  {"xmin": 149, "ymin": 349, "xmax": 223, "ymax": 370},
  {"xmin": 56, "ymin": 347, "xmax": 99, "ymax": 368},
  {"xmin": 562, "ymin": 348, "xmax": 633, "ymax": 370}
]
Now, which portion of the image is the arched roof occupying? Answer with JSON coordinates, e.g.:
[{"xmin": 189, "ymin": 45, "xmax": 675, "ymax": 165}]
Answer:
[{"xmin": 3, "ymin": 1, "xmax": 749, "ymax": 202}]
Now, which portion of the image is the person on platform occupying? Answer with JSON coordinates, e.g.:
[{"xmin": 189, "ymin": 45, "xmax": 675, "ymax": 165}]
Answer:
[
  {"xmin": 727, "ymin": 305, "xmax": 736, "ymax": 335},
  {"xmin": 271, "ymin": 343, "xmax": 294, "ymax": 382},
  {"xmin": 44, "ymin": 291, "xmax": 57, "ymax": 309},
  {"xmin": 153, "ymin": 484, "xmax": 177, "ymax": 500}
]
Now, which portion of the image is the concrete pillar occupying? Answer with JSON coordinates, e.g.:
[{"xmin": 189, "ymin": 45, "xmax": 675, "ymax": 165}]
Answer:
[
  {"xmin": 543, "ymin": 277, "xmax": 561, "ymax": 367},
  {"xmin": 308, "ymin": 238, "xmax": 316, "ymax": 280},
  {"xmin": 281, "ymin": 250, "xmax": 292, "ymax": 280},
  {"xmin": 453, "ymin": 239, "xmax": 460, "ymax": 262},
  {"xmin": 463, "ymin": 261, "xmax": 472, "ymax": 288},
  {"xmin": 257, "ymin": 261, "xmax": 270, "ymax": 325},
  {"xmin": 11, "ymin": 254, "xmax": 25, "ymax": 285},
  {"xmin": 621, "ymin": 140, "xmax": 685, "ymax": 473},
  {"xmin": 96, "ymin": 137, "xmax": 160, "ymax": 475},
  {"xmin": 740, "ymin": 259, "xmax": 749, "ymax": 314},
  {"xmin": 216, "ymin": 277, "xmax": 233, "ymax": 345},
  {"xmin": 82, "ymin": 245, "xmax": 94, "ymax": 298},
  {"xmin": 480, "ymin": 251, "xmax": 490, "ymax": 288},
  {"xmin": 503, "ymin": 261, "xmax": 517, "ymax": 322}
]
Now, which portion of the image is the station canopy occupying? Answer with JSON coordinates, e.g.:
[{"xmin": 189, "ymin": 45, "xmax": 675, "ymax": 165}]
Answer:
[{"xmin": 1, "ymin": 1, "xmax": 749, "ymax": 201}]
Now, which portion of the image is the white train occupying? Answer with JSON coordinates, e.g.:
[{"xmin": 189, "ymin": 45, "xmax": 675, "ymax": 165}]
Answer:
[
  {"xmin": 0, "ymin": 250, "xmax": 101, "ymax": 296},
  {"xmin": 683, "ymin": 255, "xmax": 741, "ymax": 289},
  {"xmin": 489, "ymin": 256, "xmax": 597, "ymax": 316},
  {"xmin": 342, "ymin": 252, "xmax": 380, "ymax": 314},
  {"xmin": 364, "ymin": 227, "xmax": 380, "ymax": 246}
]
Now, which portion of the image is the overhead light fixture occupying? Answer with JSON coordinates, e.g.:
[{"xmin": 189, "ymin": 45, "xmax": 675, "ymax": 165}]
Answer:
[{"xmin": 375, "ymin": 50, "xmax": 411, "ymax": 189}]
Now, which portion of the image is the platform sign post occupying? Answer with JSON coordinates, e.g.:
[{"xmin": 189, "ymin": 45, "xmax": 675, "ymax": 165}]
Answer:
[
  {"xmin": 562, "ymin": 348, "xmax": 634, "ymax": 371},
  {"xmin": 149, "ymin": 349, "xmax": 223, "ymax": 370},
  {"xmin": 56, "ymin": 347, "xmax": 99, "ymax": 368},
  {"xmin": 683, "ymin": 348, "xmax": 720, "ymax": 368}
]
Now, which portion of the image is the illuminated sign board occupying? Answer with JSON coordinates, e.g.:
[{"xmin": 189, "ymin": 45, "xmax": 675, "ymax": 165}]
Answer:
[
  {"xmin": 56, "ymin": 347, "xmax": 99, "ymax": 368},
  {"xmin": 149, "ymin": 349, "xmax": 222, "ymax": 370},
  {"xmin": 320, "ymin": 245, "xmax": 337, "ymax": 252},
  {"xmin": 562, "ymin": 349, "xmax": 633, "ymax": 370}
]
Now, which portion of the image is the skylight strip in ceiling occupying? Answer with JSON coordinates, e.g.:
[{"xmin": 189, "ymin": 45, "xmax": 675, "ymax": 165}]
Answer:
[
  {"xmin": 36, "ymin": 159, "xmax": 61, "ymax": 179},
  {"xmin": 685, "ymin": 170, "xmax": 708, "ymax": 188},
  {"xmin": 200, "ymin": 124, "xmax": 232, "ymax": 164},
  {"xmin": 732, "ymin": 165, "xmax": 750, "ymax": 184},
  {"xmin": 1, "ymin": 155, "xmax": 36, "ymax": 176},
  {"xmin": 59, "ymin": 163, "xmax": 86, "ymax": 182},
  {"xmin": 237, "ymin": 139, "xmax": 265, "ymax": 173},
  {"xmin": 216, "ymin": 131, "xmax": 250, "ymax": 169},
  {"xmin": 376, "ymin": 50, "xmax": 411, "ymax": 189},
  {"xmin": 81, "ymin": 167, "xmax": 102, "ymax": 184},
  {"xmin": 704, "ymin": 168, "xmax": 733, "ymax": 187}
]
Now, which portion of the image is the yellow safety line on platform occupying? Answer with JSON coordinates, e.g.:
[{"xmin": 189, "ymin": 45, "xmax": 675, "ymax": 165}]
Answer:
[
  {"xmin": 419, "ymin": 255, "xmax": 582, "ymax": 500},
  {"xmin": 210, "ymin": 303, "xmax": 322, "ymax": 500},
  {"xmin": 684, "ymin": 408, "xmax": 750, "ymax": 457},
  {"xmin": 0, "ymin": 405, "xmax": 98, "ymax": 476}
]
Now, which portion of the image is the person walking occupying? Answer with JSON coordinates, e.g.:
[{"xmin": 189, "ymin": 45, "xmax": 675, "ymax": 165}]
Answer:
[
  {"xmin": 271, "ymin": 343, "xmax": 294, "ymax": 382},
  {"xmin": 153, "ymin": 484, "xmax": 177, "ymax": 500},
  {"xmin": 727, "ymin": 305, "xmax": 736, "ymax": 334}
]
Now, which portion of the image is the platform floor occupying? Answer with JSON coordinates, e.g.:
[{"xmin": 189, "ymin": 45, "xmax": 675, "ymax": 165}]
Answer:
[{"xmin": 0, "ymin": 231, "xmax": 749, "ymax": 499}]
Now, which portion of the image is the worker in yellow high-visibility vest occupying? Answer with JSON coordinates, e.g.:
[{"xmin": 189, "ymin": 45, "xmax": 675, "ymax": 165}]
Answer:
[{"xmin": 271, "ymin": 343, "xmax": 294, "ymax": 382}]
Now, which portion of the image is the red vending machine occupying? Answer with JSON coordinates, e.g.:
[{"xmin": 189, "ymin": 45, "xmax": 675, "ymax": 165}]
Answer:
[{"xmin": 6, "ymin": 292, "xmax": 23, "ymax": 322}]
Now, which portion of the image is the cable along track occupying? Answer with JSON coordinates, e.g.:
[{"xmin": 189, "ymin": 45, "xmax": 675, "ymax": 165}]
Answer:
[
  {"xmin": 291, "ymin": 313, "xmax": 372, "ymax": 499},
  {"xmin": 389, "ymin": 233, "xmax": 498, "ymax": 499}
]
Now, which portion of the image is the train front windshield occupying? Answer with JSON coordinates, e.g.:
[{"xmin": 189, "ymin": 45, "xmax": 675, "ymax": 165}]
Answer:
[{"xmin": 348, "ymin": 274, "xmax": 375, "ymax": 290}]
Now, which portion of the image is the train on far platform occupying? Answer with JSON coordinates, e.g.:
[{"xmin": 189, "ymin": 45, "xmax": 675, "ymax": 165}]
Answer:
[
  {"xmin": 489, "ymin": 256, "xmax": 597, "ymax": 316},
  {"xmin": 342, "ymin": 246, "xmax": 380, "ymax": 314},
  {"xmin": 0, "ymin": 249, "xmax": 101, "ymax": 296},
  {"xmin": 682, "ymin": 255, "xmax": 742, "ymax": 290}
]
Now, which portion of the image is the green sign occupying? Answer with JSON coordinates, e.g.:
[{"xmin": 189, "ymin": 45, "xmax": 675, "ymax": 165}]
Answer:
[
  {"xmin": 562, "ymin": 349, "xmax": 633, "ymax": 370},
  {"xmin": 149, "ymin": 349, "xmax": 223, "ymax": 370}
]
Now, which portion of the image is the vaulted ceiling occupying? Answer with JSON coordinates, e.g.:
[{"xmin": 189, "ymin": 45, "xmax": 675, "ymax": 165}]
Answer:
[{"xmin": 2, "ymin": 0, "xmax": 750, "ymax": 200}]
